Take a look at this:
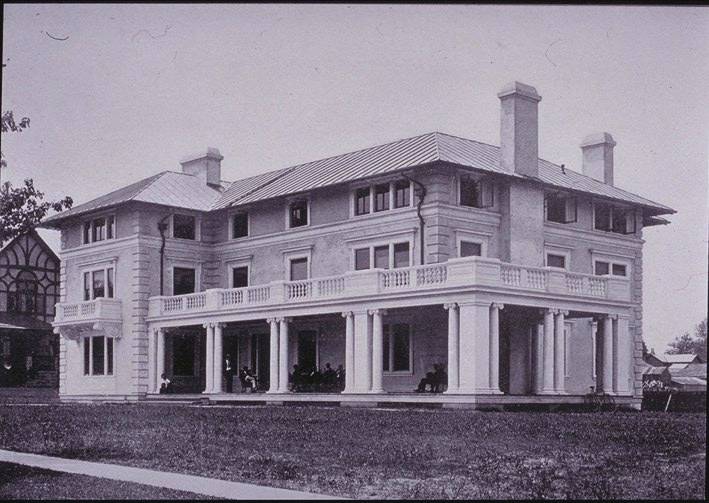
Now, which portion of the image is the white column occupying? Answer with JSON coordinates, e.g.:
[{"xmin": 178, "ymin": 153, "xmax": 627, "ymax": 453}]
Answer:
[
  {"xmin": 148, "ymin": 328, "xmax": 156, "ymax": 393},
  {"xmin": 534, "ymin": 323, "xmax": 544, "ymax": 394},
  {"xmin": 489, "ymin": 303, "xmax": 504, "ymax": 393},
  {"xmin": 458, "ymin": 301, "xmax": 497, "ymax": 393},
  {"xmin": 212, "ymin": 323, "xmax": 224, "ymax": 394},
  {"xmin": 203, "ymin": 323, "xmax": 214, "ymax": 394},
  {"xmin": 342, "ymin": 311, "xmax": 355, "ymax": 393},
  {"xmin": 602, "ymin": 315, "xmax": 614, "ymax": 394},
  {"xmin": 541, "ymin": 309, "xmax": 556, "ymax": 394},
  {"xmin": 554, "ymin": 310, "xmax": 568, "ymax": 394},
  {"xmin": 444, "ymin": 303, "xmax": 459, "ymax": 393},
  {"xmin": 370, "ymin": 309, "xmax": 386, "ymax": 393},
  {"xmin": 267, "ymin": 318, "xmax": 280, "ymax": 393},
  {"xmin": 353, "ymin": 311, "xmax": 371, "ymax": 392},
  {"xmin": 278, "ymin": 318, "xmax": 290, "ymax": 393},
  {"xmin": 156, "ymin": 328, "xmax": 165, "ymax": 392},
  {"xmin": 615, "ymin": 316, "xmax": 632, "ymax": 394}
]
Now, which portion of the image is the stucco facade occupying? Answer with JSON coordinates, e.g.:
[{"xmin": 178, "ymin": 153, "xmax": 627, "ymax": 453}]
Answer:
[{"xmin": 44, "ymin": 82, "xmax": 672, "ymax": 407}]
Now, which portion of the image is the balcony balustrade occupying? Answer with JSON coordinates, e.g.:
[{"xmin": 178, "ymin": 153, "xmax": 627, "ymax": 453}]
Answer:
[
  {"xmin": 147, "ymin": 256, "xmax": 631, "ymax": 319},
  {"xmin": 53, "ymin": 298, "xmax": 123, "ymax": 340}
]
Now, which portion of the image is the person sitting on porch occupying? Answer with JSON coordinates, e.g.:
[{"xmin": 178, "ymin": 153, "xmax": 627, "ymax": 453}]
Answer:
[
  {"xmin": 238, "ymin": 366, "xmax": 257, "ymax": 392},
  {"xmin": 431, "ymin": 363, "xmax": 447, "ymax": 393},
  {"xmin": 415, "ymin": 370, "xmax": 436, "ymax": 393},
  {"xmin": 322, "ymin": 363, "xmax": 336, "ymax": 392},
  {"xmin": 310, "ymin": 366, "xmax": 323, "ymax": 392},
  {"xmin": 159, "ymin": 373, "xmax": 172, "ymax": 394}
]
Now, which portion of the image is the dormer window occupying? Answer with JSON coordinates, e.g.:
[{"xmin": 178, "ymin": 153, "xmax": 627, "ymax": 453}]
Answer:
[
  {"xmin": 83, "ymin": 216, "xmax": 115, "ymax": 245},
  {"xmin": 545, "ymin": 193, "xmax": 577, "ymax": 224},
  {"xmin": 353, "ymin": 179, "xmax": 413, "ymax": 217},
  {"xmin": 289, "ymin": 199, "xmax": 309, "ymax": 228},
  {"xmin": 459, "ymin": 174, "xmax": 494, "ymax": 209},
  {"xmin": 173, "ymin": 214, "xmax": 196, "ymax": 240},
  {"xmin": 594, "ymin": 202, "xmax": 636, "ymax": 234}
]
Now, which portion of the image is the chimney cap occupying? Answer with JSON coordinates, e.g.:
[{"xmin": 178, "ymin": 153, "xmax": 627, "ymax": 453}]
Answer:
[
  {"xmin": 580, "ymin": 132, "xmax": 616, "ymax": 148},
  {"xmin": 180, "ymin": 147, "xmax": 224, "ymax": 165},
  {"xmin": 497, "ymin": 81, "xmax": 542, "ymax": 102}
]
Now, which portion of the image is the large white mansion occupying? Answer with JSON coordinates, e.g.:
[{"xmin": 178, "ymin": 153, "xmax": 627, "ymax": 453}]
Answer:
[{"xmin": 42, "ymin": 82, "xmax": 674, "ymax": 408}]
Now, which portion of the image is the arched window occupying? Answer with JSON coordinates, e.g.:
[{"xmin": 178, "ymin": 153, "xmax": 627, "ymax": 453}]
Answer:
[{"xmin": 8, "ymin": 270, "xmax": 38, "ymax": 314}]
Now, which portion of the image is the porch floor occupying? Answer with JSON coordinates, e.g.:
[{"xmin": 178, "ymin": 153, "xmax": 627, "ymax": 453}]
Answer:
[{"xmin": 139, "ymin": 391, "xmax": 641, "ymax": 410}]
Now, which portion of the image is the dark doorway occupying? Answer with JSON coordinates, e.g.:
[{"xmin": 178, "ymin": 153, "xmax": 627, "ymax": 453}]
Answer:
[
  {"xmin": 297, "ymin": 330, "xmax": 318, "ymax": 371},
  {"xmin": 250, "ymin": 333, "xmax": 269, "ymax": 389}
]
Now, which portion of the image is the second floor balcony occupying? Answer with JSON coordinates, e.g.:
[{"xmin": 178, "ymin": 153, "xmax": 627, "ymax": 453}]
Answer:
[
  {"xmin": 53, "ymin": 298, "xmax": 123, "ymax": 340},
  {"xmin": 147, "ymin": 256, "xmax": 632, "ymax": 321}
]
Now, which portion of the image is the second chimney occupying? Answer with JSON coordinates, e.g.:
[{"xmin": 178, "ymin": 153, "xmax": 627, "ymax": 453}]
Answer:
[
  {"xmin": 498, "ymin": 81, "xmax": 542, "ymax": 178},
  {"xmin": 580, "ymin": 133, "xmax": 616, "ymax": 185},
  {"xmin": 180, "ymin": 147, "xmax": 223, "ymax": 187}
]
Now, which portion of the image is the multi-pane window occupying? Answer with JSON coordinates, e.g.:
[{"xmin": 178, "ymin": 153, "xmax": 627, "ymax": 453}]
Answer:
[
  {"xmin": 354, "ymin": 242, "xmax": 411, "ymax": 271},
  {"xmin": 594, "ymin": 203, "xmax": 636, "ymax": 234},
  {"xmin": 594, "ymin": 260, "xmax": 628, "ymax": 277},
  {"xmin": 459, "ymin": 175, "xmax": 494, "ymax": 209},
  {"xmin": 289, "ymin": 258, "xmax": 308, "ymax": 281},
  {"xmin": 355, "ymin": 188, "xmax": 371, "ymax": 216},
  {"xmin": 545, "ymin": 194, "xmax": 577, "ymax": 224},
  {"xmin": 354, "ymin": 179, "xmax": 411, "ymax": 216},
  {"xmin": 83, "ymin": 216, "xmax": 115, "ymax": 244},
  {"xmin": 8, "ymin": 271, "xmax": 38, "ymax": 314},
  {"xmin": 289, "ymin": 200, "xmax": 308, "ymax": 228},
  {"xmin": 460, "ymin": 241, "xmax": 482, "ymax": 257},
  {"xmin": 83, "ymin": 267, "xmax": 115, "ymax": 301},
  {"xmin": 232, "ymin": 266, "xmax": 249, "ymax": 288},
  {"xmin": 546, "ymin": 253, "xmax": 567, "ymax": 269},
  {"xmin": 173, "ymin": 214, "xmax": 196, "ymax": 240},
  {"xmin": 232, "ymin": 212, "xmax": 248, "ymax": 239},
  {"xmin": 83, "ymin": 336, "xmax": 113, "ymax": 376},
  {"xmin": 173, "ymin": 267, "xmax": 196, "ymax": 295},
  {"xmin": 374, "ymin": 184, "xmax": 390, "ymax": 212},
  {"xmin": 394, "ymin": 180, "xmax": 411, "ymax": 209},
  {"xmin": 383, "ymin": 323, "xmax": 411, "ymax": 372}
]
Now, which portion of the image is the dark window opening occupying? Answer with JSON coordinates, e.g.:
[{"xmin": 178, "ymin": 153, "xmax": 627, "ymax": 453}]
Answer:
[
  {"xmin": 546, "ymin": 194, "xmax": 577, "ymax": 224},
  {"xmin": 92, "ymin": 218, "xmax": 106, "ymax": 242},
  {"xmin": 460, "ymin": 241, "xmax": 482, "ymax": 257},
  {"xmin": 460, "ymin": 176, "xmax": 494, "ymax": 208},
  {"xmin": 289, "ymin": 200, "xmax": 308, "ymax": 227},
  {"xmin": 84, "ymin": 339, "xmax": 90, "ymax": 375},
  {"xmin": 106, "ymin": 216, "xmax": 115, "ymax": 239},
  {"xmin": 547, "ymin": 254, "xmax": 566, "ymax": 269},
  {"xmin": 173, "ymin": 214, "xmax": 196, "ymax": 240},
  {"xmin": 612, "ymin": 264, "xmax": 627, "ymax": 276},
  {"xmin": 92, "ymin": 336, "xmax": 105, "ymax": 375},
  {"xmin": 394, "ymin": 180, "xmax": 410, "ymax": 208},
  {"xmin": 232, "ymin": 266, "xmax": 249, "ymax": 288},
  {"xmin": 595, "ymin": 261, "xmax": 610, "ymax": 276},
  {"xmin": 355, "ymin": 248, "xmax": 370, "ymax": 270},
  {"xmin": 173, "ymin": 267, "xmax": 196, "ymax": 295},
  {"xmin": 393, "ymin": 242, "xmax": 410, "ymax": 268},
  {"xmin": 594, "ymin": 203, "xmax": 612, "ymax": 231},
  {"xmin": 374, "ymin": 245, "xmax": 389, "ymax": 269},
  {"xmin": 232, "ymin": 212, "xmax": 248, "ymax": 238},
  {"xmin": 83, "ymin": 222, "xmax": 91, "ymax": 244},
  {"xmin": 289, "ymin": 258, "xmax": 308, "ymax": 281}
]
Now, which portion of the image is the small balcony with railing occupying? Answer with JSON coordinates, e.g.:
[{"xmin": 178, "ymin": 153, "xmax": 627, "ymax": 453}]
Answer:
[
  {"xmin": 53, "ymin": 298, "xmax": 123, "ymax": 340},
  {"xmin": 147, "ymin": 256, "xmax": 632, "ymax": 321}
]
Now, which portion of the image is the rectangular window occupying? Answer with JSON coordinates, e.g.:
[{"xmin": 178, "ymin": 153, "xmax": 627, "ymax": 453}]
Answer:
[
  {"xmin": 374, "ymin": 245, "xmax": 389, "ymax": 269},
  {"xmin": 383, "ymin": 323, "xmax": 411, "ymax": 373},
  {"xmin": 594, "ymin": 203, "xmax": 612, "ymax": 231},
  {"xmin": 289, "ymin": 258, "xmax": 308, "ymax": 281},
  {"xmin": 92, "ymin": 218, "xmax": 106, "ymax": 242},
  {"xmin": 355, "ymin": 187, "xmax": 370, "ymax": 216},
  {"xmin": 92, "ymin": 336, "xmax": 105, "ymax": 375},
  {"xmin": 546, "ymin": 253, "xmax": 566, "ymax": 269},
  {"xmin": 232, "ymin": 266, "xmax": 249, "ymax": 288},
  {"xmin": 173, "ymin": 267, "xmax": 196, "ymax": 295},
  {"xmin": 83, "ymin": 272, "xmax": 91, "ymax": 301},
  {"xmin": 374, "ymin": 183, "xmax": 390, "ymax": 212},
  {"xmin": 232, "ymin": 212, "xmax": 249, "ymax": 238},
  {"xmin": 172, "ymin": 334, "xmax": 195, "ymax": 376},
  {"xmin": 106, "ymin": 338, "xmax": 113, "ymax": 375},
  {"xmin": 545, "ymin": 194, "xmax": 577, "ymax": 224},
  {"xmin": 393, "ymin": 242, "xmax": 410, "ymax": 268},
  {"xmin": 83, "ymin": 222, "xmax": 91, "ymax": 244},
  {"xmin": 289, "ymin": 200, "xmax": 308, "ymax": 228},
  {"xmin": 612, "ymin": 264, "xmax": 627, "ymax": 276},
  {"xmin": 92, "ymin": 270, "xmax": 105, "ymax": 299},
  {"xmin": 460, "ymin": 176, "xmax": 494, "ymax": 209},
  {"xmin": 107, "ymin": 268, "xmax": 114, "ymax": 298},
  {"xmin": 84, "ymin": 338, "xmax": 90, "ymax": 375},
  {"xmin": 595, "ymin": 261, "xmax": 610, "ymax": 276},
  {"xmin": 460, "ymin": 241, "xmax": 482, "ymax": 257},
  {"xmin": 173, "ymin": 214, "xmax": 196, "ymax": 240},
  {"xmin": 106, "ymin": 216, "xmax": 115, "ymax": 239},
  {"xmin": 394, "ymin": 180, "xmax": 410, "ymax": 208},
  {"xmin": 354, "ymin": 248, "xmax": 370, "ymax": 271}
]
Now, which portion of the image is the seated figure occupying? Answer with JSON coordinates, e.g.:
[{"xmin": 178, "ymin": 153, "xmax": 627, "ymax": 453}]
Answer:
[{"xmin": 238, "ymin": 366, "xmax": 257, "ymax": 392}]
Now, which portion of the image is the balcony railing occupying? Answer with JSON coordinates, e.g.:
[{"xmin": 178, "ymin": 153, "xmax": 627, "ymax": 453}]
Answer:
[
  {"xmin": 54, "ymin": 298, "xmax": 123, "ymax": 325},
  {"xmin": 147, "ymin": 257, "xmax": 632, "ymax": 319}
]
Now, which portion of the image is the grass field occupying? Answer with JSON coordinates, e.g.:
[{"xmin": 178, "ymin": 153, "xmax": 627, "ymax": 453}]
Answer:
[
  {"xmin": 0, "ymin": 403, "xmax": 705, "ymax": 499},
  {"xmin": 0, "ymin": 461, "xmax": 214, "ymax": 499}
]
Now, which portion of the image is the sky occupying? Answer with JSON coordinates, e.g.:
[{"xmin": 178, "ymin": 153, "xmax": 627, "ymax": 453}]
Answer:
[{"xmin": 2, "ymin": 4, "xmax": 707, "ymax": 352}]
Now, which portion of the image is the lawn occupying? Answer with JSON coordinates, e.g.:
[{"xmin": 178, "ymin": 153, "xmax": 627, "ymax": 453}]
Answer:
[
  {"xmin": 0, "ymin": 404, "xmax": 705, "ymax": 499},
  {"xmin": 0, "ymin": 461, "xmax": 214, "ymax": 499}
]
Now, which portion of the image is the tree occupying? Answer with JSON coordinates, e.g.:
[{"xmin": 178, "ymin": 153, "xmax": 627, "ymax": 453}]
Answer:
[
  {"xmin": 1, "ymin": 110, "xmax": 31, "ymax": 180},
  {"xmin": 666, "ymin": 317, "xmax": 708, "ymax": 361},
  {"xmin": 0, "ymin": 179, "xmax": 73, "ymax": 245}
]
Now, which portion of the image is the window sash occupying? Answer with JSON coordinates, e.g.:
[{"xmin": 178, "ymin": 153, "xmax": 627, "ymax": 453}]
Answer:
[
  {"xmin": 173, "ymin": 267, "xmax": 196, "ymax": 295},
  {"xmin": 354, "ymin": 248, "xmax": 370, "ymax": 271},
  {"xmin": 232, "ymin": 213, "xmax": 249, "ymax": 238},
  {"xmin": 460, "ymin": 241, "xmax": 482, "ymax": 257},
  {"xmin": 355, "ymin": 188, "xmax": 371, "ymax": 215},
  {"xmin": 289, "ymin": 201, "xmax": 308, "ymax": 227},
  {"xmin": 374, "ymin": 246, "xmax": 389, "ymax": 269},
  {"xmin": 374, "ymin": 184, "xmax": 390, "ymax": 212},
  {"xmin": 84, "ymin": 336, "xmax": 112, "ymax": 376},
  {"xmin": 92, "ymin": 218, "xmax": 106, "ymax": 242},
  {"xmin": 232, "ymin": 266, "xmax": 249, "ymax": 288},
  {"xmin": 394, "ymin": 181, "xmax": 410, "ymax": 208},
  {"xmin": 173, "ymin": 214, "xmax": 196, "ymax": 240},
  {"xmin": 595, "ymin": 261, "xmax": 610, "ymax": 276},
  {"xmin": 460, "ymin": 176, "xmax": 494, "ymax": 208},
  {"xmin": 612, "ymin": 263, "xmax": 627, "ymax": 276},
  {"xmin": 289, "ymin": 258, "xmax": 308, "ymax": 281},
  {"xmin": 545, "ymin": 195, "xmax": 577, "ymax": 224},
  {"xmin": 393, "ymin": 242, "xmax": 409, "ymax": 268},
  {"xmin": 546, "ymin": 254, "xmax": 566, "ymax": 269}
]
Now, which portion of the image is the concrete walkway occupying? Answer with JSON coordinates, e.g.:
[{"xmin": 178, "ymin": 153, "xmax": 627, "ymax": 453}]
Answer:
[{"xmin": 0, "ymin": 449, "xmax": 342, "ymax": 500}]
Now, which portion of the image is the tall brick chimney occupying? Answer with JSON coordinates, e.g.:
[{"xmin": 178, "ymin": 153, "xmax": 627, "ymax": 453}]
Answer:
[
  {"xmin": 180, "ymin": 147, "xmax": 223, "ymax": 187},
  {"xmin": 498, "ymin": 81, "xmax": 542, "ymax": 178},
  {"xmin": 580, "ymin": 133, "xmax": 616, "ymax": 185}
]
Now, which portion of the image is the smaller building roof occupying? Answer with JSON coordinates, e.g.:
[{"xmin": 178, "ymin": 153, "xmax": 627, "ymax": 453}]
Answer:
[
  {"xmin": 670, "ymin": 363, "xmax": 707, "ymax": 380},
  {"xmin": 643, "ymin": 366, "xmax": 669, "ymax": 376},
  {"xmin": 670, "ymin": 376, "xmax": 707, "ymax": 388},
  {"xmin": 0, "ymin": 313, "xmax": 53, "ymax": 331},
  {"xmin": 661, "ymin": 353, "xmax": 702, "ymax": 364}
]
